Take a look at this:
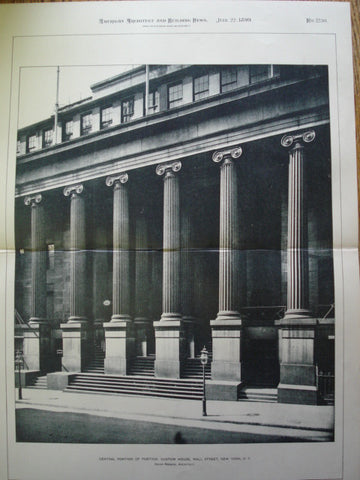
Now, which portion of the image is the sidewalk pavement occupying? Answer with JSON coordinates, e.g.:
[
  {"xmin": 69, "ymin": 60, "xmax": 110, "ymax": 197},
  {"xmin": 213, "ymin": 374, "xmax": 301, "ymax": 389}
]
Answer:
[{"xmin": 15, "ymin": 388, "xmax": 334, "ymax": 441}]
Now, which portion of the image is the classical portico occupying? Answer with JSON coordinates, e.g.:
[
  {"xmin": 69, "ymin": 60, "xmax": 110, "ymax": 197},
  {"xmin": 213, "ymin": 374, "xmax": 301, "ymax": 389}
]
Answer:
[{"xmin": 15, "ymin": 65, "xmax": 334, "ymax": 404}]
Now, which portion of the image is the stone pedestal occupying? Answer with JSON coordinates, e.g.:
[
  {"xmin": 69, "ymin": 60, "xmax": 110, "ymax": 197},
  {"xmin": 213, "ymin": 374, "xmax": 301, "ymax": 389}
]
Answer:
[
  {"xmin": 103, "ymin": 321, "xmax": 134, "ymax": 374},
  {"xmin": 277, "ymin": 318, "xmax": 318, "ymax": 404},
  {"xmin": 60, "ymin": 322, "xmax": 90, "ymax": 372},
  {"xmin": 153, "ymin": 320, "xmax": 186, "ymax": 378},
  {"xmin": 210, "ymin": 319, "xmax": 242, "ymax": 381},
  {"xmin": 22, "ymin": 322, "xmax": 51, "ymax": 372}
]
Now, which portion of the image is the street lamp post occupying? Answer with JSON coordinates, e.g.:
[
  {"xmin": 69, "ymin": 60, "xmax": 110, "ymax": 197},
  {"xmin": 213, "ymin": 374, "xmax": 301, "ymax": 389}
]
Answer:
[
  {"xmin": 200, "ymin": 346, "xmax": 208, "ymax": 416},
  {"xmin": 15, "ymin": 350, "xmax": 23, "ymax": 400}
]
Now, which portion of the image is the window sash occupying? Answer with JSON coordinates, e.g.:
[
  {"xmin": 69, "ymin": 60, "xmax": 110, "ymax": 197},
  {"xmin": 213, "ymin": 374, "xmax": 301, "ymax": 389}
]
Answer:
[
  {"xmin": 28, "ymin": 135, "xmax": 37, "ymax": 151},
  {"xmin": 221, "ymin": 67, "xmax": 237, "ymax": 92},
  {"xmin": 194, "ymin": 75, "xmax": 209, "ymax": 100},
  {"xmin": 81, "ymin": 113, "xmax": 92, "ymax": 133},
  {"xmin": 168, "ymin": 83, "xmax": 183, "ymax": 108},
  {"xmin": 101, "ymin": 106, "xmax": 113, "ymax": 127},
  {"xmin": 122, "ymin": 99, "xmax": 134, "ymax": 123}
]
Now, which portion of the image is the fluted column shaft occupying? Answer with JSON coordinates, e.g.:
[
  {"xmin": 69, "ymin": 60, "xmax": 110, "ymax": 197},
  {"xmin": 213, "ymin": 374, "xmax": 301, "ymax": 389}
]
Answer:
[
  {"xmin": 212, "ymin": 146, "xmax": 242, "ymax": 320},
  {"xmin": 282, "ymin": 130, "xmax": 315, "ymax": 318},
  {"xmin": 156, "ymin": 161, "xmax": 182, "ymax": 321},
  {"xmin": 135, "ymin": 212, "xmax": 149, "ymax": 320},
  {"xmin": 24, "ymin": 194, "xmax": 46, "ymax": 322},
  {"xmin": 64, "ymin": 184, "xmax": 87, "ymax": 322},
  {"xmin": 181, "ymin": 212, "xmax": 193, "ymax": 318},
  {"xmin": 107, "ymin": 173, "xmax": 130, "ymax": 321}
]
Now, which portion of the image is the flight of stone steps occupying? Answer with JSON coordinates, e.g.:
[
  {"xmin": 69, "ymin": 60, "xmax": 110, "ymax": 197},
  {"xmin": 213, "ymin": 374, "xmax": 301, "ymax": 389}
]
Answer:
[
  {"xmin": 28, "ymin": 375, "xmax": 48, "ymax": 390},
  {"xmin": 238, "ymin": 387, "xmax": 278, "ymax": 403},
  {"xmin": 128, "ymin": 355, "xmax": 155, "ymax": 376},
  {"xmin": 83, "ymin": 346, "xmax": 105, "ymax": 374},
  {"xmin": 65, "ymin": 374, "xmax": 204, "ymax": 400}
]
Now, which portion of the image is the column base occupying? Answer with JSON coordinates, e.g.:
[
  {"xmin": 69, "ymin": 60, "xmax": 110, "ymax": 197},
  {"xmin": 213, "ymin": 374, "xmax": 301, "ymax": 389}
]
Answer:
[
  {"xmin": 61, "ymin": 322, "xmax": 90, "ymax": 372},
  {"xmin": 103, "ymin": 321, "xmax": 134, "ymax": 375},
  {"xmin": 277, "ymin": 383, "xmax": 318, "ymax": 405},
  {"xmin": 153, "ymin": 320, "xmax": 186, "ymax": 378},
  {"xmin": 22, "ymin": 322, "xmax": 51, "ymax": 372},
  {"xmin": 206, "ymin": 380, "xmax": 243, "ymax": 401},
  {"xmin": 278, "ymin": 317, "xmax": 319, "ymax": 405},
  {"xmin": 210, "ymin": 318, "xmax": 242, "ymax": 382}
]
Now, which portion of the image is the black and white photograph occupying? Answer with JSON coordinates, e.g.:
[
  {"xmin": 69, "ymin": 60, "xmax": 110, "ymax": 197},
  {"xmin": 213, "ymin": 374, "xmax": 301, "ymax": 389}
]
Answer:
[
  {"xmin": 1, "ymin": 2, "xmax": 359, "ymax": 480},
  {"xmin": 14, "ymin": 63, "xmax": 335, "ymax": 444}
]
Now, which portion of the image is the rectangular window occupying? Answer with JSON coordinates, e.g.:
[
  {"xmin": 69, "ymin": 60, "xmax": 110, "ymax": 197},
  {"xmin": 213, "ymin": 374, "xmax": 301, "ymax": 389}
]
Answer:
[
  {"xmin": 168, "ymin": 83, "xmax": 183, "ymax": 109},
  {"xmin": 81, "ymin": 113, "xmax": 92, "ymax": 135},
  {"xmin": 221, "ymin": 67, "xmax": 238, "ymax": 92},
  {"xmin": 194, "ymin": 74, "xmax": 209, "ymax": 101},
  {"xmin": 27, "ymin": 134, "xmax": 37, "ymax": 152},
  {"xmin": 43, "ymin": 128, "xmax": 53, "ymax": 147},
  {"xmin": 101, "ymin": 106, "xmax": 113, "ymax": 128},
  {"xmin": 148, "ymin": 90, "xmax": 159, "ymax": 113},
  {"xmin": 16, "ymin": 140, "xmax": 21, "ymax": 154},
  {"xmin": 121, "ymin": 98, "xmax": 134, "ymax": 123},
  {"xmin": 250, "ymin": 65, "xmax": 271, "ymax": 84},
  {"xmin": 63, "ymin": 120, "xmax": 73, "ymax": 141}
]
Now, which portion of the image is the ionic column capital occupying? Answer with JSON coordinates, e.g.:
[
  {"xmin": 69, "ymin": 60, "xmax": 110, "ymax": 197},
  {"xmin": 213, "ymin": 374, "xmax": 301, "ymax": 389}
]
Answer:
[
  {"xmin": 212, "ymin": 146, "xmax": 243, "ymax": 165},
  {"xmin": 106, "ymin": 173, "xmax": 129, "ymax": 188},
  {"xmin": 24, "ymin": 193, "xmax": 42, "ymax": 207},
  {"xmin": 281, "ymin": 130, "xmax": 316, "ymax": 149},
  {"xmin": 156, "ymin": 161, "xmax": 182, "ymax": 178},
  {"xmin": 63, "ymin": 184, "xmax": 84, "ymax": 197}
]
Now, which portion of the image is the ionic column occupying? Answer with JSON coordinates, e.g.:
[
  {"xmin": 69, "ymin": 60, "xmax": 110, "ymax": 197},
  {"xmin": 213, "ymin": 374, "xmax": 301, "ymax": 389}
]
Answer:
[
  {"xmin": 210, "ymin": 146, "xmax": 243, "ymax": 393},
  {"xmin": 63, "ymin": 184, "xmax": 87, "ymax": 322},
  {"xmin": 278, "ymin": 130, "xmax": 318, "ymax": 405},
  {"xmin": 61, "ymin": 184, "xmax": 89, "ymax": 372},
  {"xmin": 134, "ymin": 210, "xmax": 151, "ymax": 356},
  {"xmin": 24, "ymin": 194, "xmax": 47, "ymax": 323},
  {"xmin": 23, "ymin": 194, "xmax": 50, "ymax": 372},
  {"xmin": 107, "ymin": 173, "xmax": 131, "ymax": 322},
  {"xmin": 282, "ymin": 131, "xmax": 315, "ymax": 318},
  {"xmin": 103, "ymin": 173, "xmax": 134, "ymax": 374},
  {"xmin": 157, "ymin": 161, "xmax": 182, "ymax": 321},
  {"xmin": 153, "ymin": 161, "xmax": 185, "ymax": 378}
]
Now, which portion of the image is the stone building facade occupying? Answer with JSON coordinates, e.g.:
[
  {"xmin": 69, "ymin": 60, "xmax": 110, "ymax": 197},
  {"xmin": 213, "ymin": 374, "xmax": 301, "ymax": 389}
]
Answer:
[{"xmin": 15, "ymin": 64, "xmax": 334, "ymax": 404}]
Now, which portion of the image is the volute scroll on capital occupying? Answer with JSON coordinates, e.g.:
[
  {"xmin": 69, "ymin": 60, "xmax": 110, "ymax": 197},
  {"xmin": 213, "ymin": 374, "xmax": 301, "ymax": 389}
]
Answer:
[
  {"xmin": 63, "ymin": 184, "xmax": 84, "ymax": 197},
  {"xmin": 156, "ymin": 161, "xmax": 182, "ymax": 177},
  {"xmin": 281, "ymin": 130, "xmax": 316, "ymax": 149},
  {"xmin": 106, "ymin": 173, "xmax": 129, "ymax": 187},
  {"xmin": 212, "ymin": 146, "xmax": 243, "ymax": 164},
  {"xmin": 24, "ymin": 193, "xmax": 42, "ymax": 207}
]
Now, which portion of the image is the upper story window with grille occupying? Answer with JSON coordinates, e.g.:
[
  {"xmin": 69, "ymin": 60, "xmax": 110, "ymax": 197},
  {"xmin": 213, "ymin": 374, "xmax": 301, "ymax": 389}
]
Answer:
[
  {"xmin": 148, "ymin": 90, "xmax": 159, "ymax": 114},
  {"xmin": 193, "ymin": 75, "xmax": 209, "ymax": 101},
  {"xmin": 221, "ymin": 67, "xmax": 238, "ymax": 92},
  {"xmin": 250, "ymin": 65, "xmax": 271, "ymax": 84},
  {"xmin": 43, "ymin": 128, "xmax": 53, "ymax": 148},
  {"xmin": 27, "ymin": 134, "xmax": 37, "ymax": 152},
  {"xmin": 81, "ymin": 112, "xmax": 93, "ymax": 135},
  {"xmin": 63, "ymin": 120, "xmax": 73, "ymax": 141},
  {"xmin": 101, "ymin": 106, "xmax": 113, "ymax": 128},
  {"xmin": 121, "ymin": 98, "xmax": 134, "ymax": 123},
  {"xmin": 168, "ymin": 83, "xmax": 183, "ymax": 109}
]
